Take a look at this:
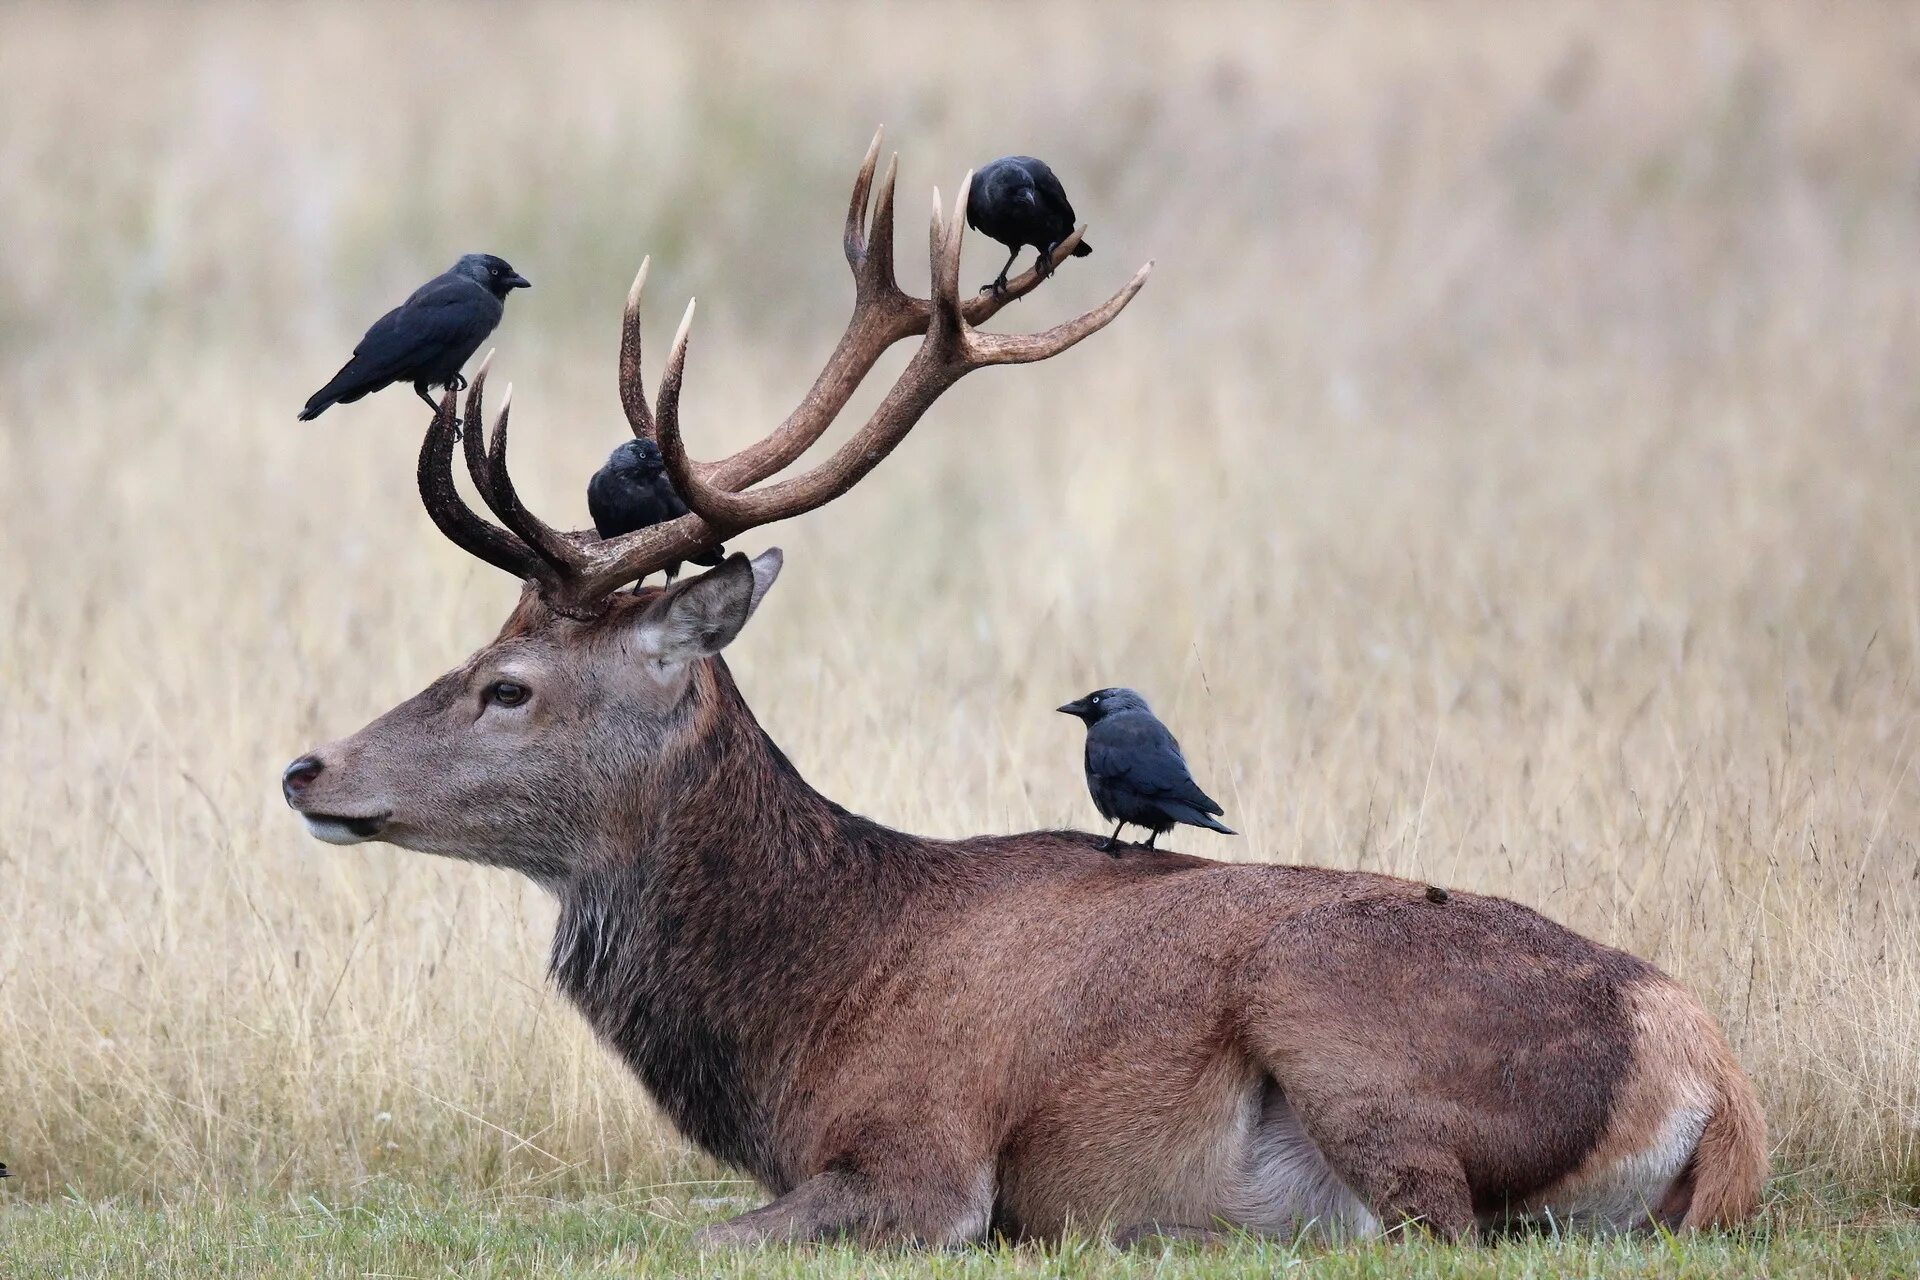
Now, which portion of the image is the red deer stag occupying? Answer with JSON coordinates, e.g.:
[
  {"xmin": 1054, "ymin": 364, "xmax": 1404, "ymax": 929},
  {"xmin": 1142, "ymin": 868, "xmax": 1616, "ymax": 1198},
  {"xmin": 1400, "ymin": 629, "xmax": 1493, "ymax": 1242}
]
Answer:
[{"xmin": 283, "ymin": 133, "xmax": 1765, "ymax": 1246}]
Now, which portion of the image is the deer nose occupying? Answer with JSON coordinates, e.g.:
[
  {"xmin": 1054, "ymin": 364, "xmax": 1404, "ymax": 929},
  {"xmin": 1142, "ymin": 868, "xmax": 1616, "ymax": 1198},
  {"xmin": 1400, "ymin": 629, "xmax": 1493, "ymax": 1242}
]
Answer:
[{"xmin": 281, "ymin": 755, "xmax": 324, "ymax": 804}]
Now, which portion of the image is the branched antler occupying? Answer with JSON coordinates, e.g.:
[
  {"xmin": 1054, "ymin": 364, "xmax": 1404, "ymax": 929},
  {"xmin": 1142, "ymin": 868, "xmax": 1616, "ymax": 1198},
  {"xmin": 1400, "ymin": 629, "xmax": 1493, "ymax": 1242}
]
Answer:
[{"xmin": 418, "ymin": 128, "xmax": 1150, "ymax": 613}]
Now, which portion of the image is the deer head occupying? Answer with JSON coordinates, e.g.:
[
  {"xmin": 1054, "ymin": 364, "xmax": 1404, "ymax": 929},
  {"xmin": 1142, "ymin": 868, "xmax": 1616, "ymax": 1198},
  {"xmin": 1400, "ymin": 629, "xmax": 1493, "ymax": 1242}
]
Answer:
[{"xmin": 282, "ymin": 131, "xmax": 1149, "ymax": 883}]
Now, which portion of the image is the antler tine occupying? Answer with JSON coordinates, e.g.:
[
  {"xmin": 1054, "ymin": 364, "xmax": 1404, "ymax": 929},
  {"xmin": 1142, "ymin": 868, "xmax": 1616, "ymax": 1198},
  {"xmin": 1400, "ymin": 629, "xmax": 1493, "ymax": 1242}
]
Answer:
[
  {"xmin": 652, "ymin": 297, "xmax": 736, "ymax": 525},
  {"xmin": 416, "ymin": 384, "xmax": 556, "ymax": 585},
  {"xmin": 620, "ymin": 258, "xmax": 654, "ymax": 440},
  {"xmin": 843, "ymin": 128, "xmax": 883, "ymax": 264},
  {"xmin": 964, "ymin": 259, "xmax": 1155, "ymax": 366},
  {"xmin": 865, "ymin": 151, "xmax": 901, "ymax": 294},
  {"xmin": 479, "ymin": 385, "xmax": 588, "ymax": 573},
  {"xmin": 927, "ymin": 175, "xmax": 972, "ymax": 328},
  {"xmin": 461, "ymin": 348, "xmax": 495, "ymax": 491}
]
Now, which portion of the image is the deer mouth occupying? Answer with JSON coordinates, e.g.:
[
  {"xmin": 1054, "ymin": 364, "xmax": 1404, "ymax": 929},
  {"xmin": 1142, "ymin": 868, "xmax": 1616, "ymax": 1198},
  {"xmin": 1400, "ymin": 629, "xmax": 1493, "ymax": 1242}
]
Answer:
[{"xmin": 301, "ymin": 812, "xmax": 390, "ymax": 845}]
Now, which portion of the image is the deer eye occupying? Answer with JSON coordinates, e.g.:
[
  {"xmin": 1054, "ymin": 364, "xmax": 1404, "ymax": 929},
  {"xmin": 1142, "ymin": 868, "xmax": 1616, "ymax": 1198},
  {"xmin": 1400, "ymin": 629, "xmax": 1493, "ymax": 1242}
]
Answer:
[{"xmin": 484, "ymin": 680, "xmax": 529, "ymax": 708}]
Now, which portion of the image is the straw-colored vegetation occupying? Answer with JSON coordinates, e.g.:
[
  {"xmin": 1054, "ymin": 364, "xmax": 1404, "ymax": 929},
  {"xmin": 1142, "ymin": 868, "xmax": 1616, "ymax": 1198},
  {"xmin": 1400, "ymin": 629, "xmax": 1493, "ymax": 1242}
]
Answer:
[{"xmin": 1, "ymin": 2, "xmax": 1915, "ymax": 1272}]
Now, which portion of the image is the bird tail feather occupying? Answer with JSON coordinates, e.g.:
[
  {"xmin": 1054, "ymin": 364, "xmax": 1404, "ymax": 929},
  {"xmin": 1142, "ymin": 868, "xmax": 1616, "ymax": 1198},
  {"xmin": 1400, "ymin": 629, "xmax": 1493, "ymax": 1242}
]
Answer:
[
  {"xmin": 1071, "ymin": 239, "xmax": 1092, "ymax": 257},
  {"xmin": 1164, "ymin": 802, "xmax": 1234, "ymax": 835},
  {"xmin": 299, "ymin": 360, "xmax": 377, "ymax": 421}
]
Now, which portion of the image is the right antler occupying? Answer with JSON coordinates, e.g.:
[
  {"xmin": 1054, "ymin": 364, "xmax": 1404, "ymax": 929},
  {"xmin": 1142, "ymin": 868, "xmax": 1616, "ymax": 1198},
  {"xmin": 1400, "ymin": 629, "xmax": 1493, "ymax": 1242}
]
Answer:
[{"xmin": 419, "ymin": 128, "xmax": 1151, "ymax": 615}]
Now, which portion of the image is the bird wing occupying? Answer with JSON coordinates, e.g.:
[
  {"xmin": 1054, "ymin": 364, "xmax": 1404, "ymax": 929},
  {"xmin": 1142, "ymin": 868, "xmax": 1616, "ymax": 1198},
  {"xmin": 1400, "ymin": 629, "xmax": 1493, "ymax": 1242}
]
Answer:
[
  {"xmin": 1089, "ymin": 715, "xmax": 1225, "ymax": 816},
  {"xmin": 347, "ymin": 278, "xmax": 496, "ymax": 380},
  {"xmin": 1022, "ymin": 159, "xmax": 1078, "ymax": 226}
]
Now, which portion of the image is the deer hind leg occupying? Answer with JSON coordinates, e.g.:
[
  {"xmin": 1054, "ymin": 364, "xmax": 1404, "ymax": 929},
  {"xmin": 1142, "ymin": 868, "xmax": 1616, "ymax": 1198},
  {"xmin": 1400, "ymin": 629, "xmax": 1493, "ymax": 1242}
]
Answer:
[
  {"xmin": 692, "ymin": 1153, "xmax": 994, "ymax": 1250},
  {"xmin": 1342, "ymin": 1149, "xmax": 1475, "ymax": 1241}
]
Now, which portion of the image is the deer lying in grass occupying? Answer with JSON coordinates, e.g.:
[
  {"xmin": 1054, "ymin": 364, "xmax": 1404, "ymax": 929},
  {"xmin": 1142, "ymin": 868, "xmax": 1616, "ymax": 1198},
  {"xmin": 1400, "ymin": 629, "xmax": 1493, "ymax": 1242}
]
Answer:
[{"xmin": 282, "ymin": 133, "xmax": 1766, "ymax": 1247}]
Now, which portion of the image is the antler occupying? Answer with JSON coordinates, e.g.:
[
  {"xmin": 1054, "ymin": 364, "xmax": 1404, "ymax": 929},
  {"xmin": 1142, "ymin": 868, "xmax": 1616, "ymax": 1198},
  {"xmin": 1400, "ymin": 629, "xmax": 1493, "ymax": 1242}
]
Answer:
[{"xmin": 418, "ymin": 129, "xmax": 1151, "ymax": 614}]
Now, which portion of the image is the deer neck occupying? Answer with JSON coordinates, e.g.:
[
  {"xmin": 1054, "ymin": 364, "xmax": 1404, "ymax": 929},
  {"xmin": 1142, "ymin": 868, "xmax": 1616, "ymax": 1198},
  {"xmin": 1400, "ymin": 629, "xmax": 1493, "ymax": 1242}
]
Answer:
[{"xmin": 548, "ymin": 657, "xmax": 920, "ymax": 1184}]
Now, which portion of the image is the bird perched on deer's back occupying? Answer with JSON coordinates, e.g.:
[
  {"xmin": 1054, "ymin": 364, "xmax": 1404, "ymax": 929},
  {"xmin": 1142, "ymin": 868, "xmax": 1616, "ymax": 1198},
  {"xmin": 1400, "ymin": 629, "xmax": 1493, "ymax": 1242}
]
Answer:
[
  {"xmin": 298, "ymin": 253, "xmax": 529, "ymax": 422},
  {"xmin": 1058, "ymin": 688, "xmax": 1234, "ymax": 854},
  {"xmin": 587, "ymin": 438, "xmax": 726, "ymax": 586},
  {"xmin": 966, "ymin": 155, "xmax": 1092, "ymax": 296}
]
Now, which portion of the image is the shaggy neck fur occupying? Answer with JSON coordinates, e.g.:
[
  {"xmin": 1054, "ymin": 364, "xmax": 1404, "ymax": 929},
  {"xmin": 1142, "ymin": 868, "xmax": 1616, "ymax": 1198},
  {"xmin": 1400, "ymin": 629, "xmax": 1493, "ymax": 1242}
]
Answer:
[{"xmin": 546, "ymin": 657, "xmax": 934, "ymax": 1188}]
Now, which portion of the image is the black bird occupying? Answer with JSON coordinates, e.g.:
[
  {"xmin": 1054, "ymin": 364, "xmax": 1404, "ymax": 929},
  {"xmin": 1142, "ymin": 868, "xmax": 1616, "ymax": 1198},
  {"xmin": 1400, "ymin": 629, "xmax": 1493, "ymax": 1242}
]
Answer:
[
  {"xmin": 1057, "ymin": 688, "xmax": 1234, "ymax": 854},
  {"xmin": 587, "ymin": 438, "xmax": 726, "ymax": 585},
  {"xmin": 299, "ymin": 253, "xmax": 530, "ymax": 422},
  {"xmin": 966, "ymin": 156, "xmax": 1092, "ymax": 297}
]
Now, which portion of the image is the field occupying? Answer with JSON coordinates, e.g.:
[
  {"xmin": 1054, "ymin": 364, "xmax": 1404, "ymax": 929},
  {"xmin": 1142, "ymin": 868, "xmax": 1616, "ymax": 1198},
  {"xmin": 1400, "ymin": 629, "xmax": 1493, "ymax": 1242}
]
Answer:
[{"xmin": 2, "ymin": 1, "xmax": 1918, "ymax": 1274}]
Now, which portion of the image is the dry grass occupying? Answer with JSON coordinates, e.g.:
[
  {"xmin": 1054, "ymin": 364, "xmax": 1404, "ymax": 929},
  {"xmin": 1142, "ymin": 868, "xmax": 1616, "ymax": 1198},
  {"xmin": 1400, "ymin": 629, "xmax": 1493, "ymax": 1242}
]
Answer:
[{"xmin": 1, "ymin": 0, "xmax": 1916, "ymax": 1226}]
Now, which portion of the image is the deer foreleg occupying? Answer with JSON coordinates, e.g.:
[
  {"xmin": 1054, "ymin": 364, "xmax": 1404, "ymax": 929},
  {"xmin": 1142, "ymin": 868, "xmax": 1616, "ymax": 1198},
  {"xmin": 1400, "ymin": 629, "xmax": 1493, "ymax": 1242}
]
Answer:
[{"xmin": 692, "ymin": 1154, "xmax": 993, "ymax": 1249}]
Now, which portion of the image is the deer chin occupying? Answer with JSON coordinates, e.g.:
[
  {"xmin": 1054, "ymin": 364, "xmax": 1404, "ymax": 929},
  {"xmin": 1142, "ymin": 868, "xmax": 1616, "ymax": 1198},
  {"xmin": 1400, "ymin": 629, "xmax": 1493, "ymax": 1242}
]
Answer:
[{"xmin": 301, "ymin": 813, "xmax": 390, "ymax": 845}]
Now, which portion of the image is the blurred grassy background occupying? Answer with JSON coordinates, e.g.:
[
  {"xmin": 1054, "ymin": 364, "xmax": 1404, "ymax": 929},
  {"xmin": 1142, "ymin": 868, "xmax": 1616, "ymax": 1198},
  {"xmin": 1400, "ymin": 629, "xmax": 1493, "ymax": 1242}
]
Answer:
[{"xmin": 0, "ymin": 0, "xmax": 1917, "ymax": 1224}]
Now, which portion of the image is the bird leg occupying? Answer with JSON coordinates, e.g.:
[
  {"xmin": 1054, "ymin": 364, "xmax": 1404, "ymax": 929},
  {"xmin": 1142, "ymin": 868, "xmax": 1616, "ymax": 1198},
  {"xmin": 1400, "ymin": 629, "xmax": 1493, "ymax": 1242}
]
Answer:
[
  {"xmin": 414, "ymin": 382, "xmax": 463, "ymax": 439},
  {"xmin": 1101, "ymin": 822, "xmax": 1125, "ymax": 855},
  {"xmin": 1035, "ymin": 243, "xmax": 1058, "ymax": 281},
  {"xmin": 1143, "ymin": 830, "xmax": 1158, "ymax": 851},
  {"xmin": 981, "ymin": 247, "xmax": 1020, "ymax": 298}
]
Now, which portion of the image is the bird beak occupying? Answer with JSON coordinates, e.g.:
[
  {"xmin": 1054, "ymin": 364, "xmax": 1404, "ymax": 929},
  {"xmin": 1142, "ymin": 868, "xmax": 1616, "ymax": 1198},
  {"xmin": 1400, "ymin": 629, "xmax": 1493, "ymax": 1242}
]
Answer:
[
  {"xmin": 1057, "ymin": 699, "xmax": 1089, "ymax": 718},
  {"xmin": 506, "ymin": 273, "xmax": 531, "ymax": 290}
]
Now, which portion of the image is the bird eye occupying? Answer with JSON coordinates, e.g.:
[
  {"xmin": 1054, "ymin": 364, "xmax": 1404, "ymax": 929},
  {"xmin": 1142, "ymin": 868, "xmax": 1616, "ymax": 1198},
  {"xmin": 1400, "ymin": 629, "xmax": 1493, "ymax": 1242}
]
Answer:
[
  {"xmin": 489, "ymin": 265, "xmax": 501, "ymax": 276},
  {"xmin": 1091, "ymin": 694, "xmax": 1102, "ymax": 704},
  {"xmin": 484, "ymin": 680, "xmax": 528, "ymax": 708}
]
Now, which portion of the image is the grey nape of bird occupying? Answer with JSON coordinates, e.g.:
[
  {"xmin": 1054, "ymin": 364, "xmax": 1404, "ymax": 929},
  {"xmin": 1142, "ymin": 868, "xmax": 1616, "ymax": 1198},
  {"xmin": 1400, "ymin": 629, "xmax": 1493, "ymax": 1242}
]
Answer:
[
  {"xmin": 298, "ymin": 253, "xmax": 530, "ymax": 423},
  {"xmin": 586, "ymin": 438, "xmax": 727, "ymax": 588},
  {"xmin": 965, "ymin": 155, "xmax": 1093, "ymax": 297},
  {"xmin": 1057, "ymin": 688, "xmax": 1234, "ymax": 855}
]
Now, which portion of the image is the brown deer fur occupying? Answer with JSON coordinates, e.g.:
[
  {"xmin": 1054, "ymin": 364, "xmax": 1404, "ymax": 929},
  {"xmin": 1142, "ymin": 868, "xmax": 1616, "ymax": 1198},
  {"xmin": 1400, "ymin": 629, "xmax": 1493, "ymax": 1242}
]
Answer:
[{"xmin": 285, "ymin": 554, "xmax": 1768, "ymax": 1245}]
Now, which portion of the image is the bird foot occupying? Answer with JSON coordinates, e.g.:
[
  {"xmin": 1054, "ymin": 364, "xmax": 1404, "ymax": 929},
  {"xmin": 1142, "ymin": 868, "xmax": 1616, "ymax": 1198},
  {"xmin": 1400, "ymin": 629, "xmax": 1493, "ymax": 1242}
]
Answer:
[
  {"xmin": 448, "ymin": 373, "xmax": 469, "ymax": 392},
  {"xmin": 979, "ymin": 277, "xmax": 1010, "ymax": 299}
]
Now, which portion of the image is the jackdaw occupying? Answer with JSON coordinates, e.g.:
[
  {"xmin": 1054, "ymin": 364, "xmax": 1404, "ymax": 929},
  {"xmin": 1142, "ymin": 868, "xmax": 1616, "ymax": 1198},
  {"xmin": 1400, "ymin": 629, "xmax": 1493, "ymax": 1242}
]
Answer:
[
  {"xmin": 1057, "ymin": 688, "xmax": 1234, "ymax": 854},
  {"xmin": 587, "ymin": 438, "xmax": 726, "ymax": 585},
  {"xmin": 299, "ymin": 253, "xmax": 529, "ymax": 422},
  {"xmin": 966, "ymin": 155, "xmax": 1092, "ymax": 296}
]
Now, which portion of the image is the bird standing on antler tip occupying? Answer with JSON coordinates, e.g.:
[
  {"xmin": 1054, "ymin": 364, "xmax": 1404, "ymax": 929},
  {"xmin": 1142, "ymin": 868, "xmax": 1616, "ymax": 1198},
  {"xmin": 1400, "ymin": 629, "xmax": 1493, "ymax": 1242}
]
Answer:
[
  {"xmin": 966, "ymin": 155, "xmax": 1092, "ymax": 297},
  {"xmin": 299, "ymin": 253, "xmax": 529, "ymax": 424},
  {"xmin": 1058, "ymin": 688, "xmax": 1234, "ymax": 854},
  {"xmin": 587, "ymin": 438, "xmax": 726, "ymax": 588}
]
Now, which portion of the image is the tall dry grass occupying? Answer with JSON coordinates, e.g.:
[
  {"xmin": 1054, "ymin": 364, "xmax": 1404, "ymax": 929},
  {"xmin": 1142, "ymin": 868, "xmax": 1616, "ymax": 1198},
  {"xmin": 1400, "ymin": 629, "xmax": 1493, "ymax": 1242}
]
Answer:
[{"xmin": 0, "ymin": 1, "xmax": 1916, "ymax": 1207}]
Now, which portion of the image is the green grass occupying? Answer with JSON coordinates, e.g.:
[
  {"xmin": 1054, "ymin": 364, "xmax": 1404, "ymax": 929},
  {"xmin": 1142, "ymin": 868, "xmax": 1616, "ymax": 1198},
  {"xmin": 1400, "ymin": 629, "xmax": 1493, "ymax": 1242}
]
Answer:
[{"xmin": 2, "ymin": 1185, "xmax": 1917, "ymax": 1280}]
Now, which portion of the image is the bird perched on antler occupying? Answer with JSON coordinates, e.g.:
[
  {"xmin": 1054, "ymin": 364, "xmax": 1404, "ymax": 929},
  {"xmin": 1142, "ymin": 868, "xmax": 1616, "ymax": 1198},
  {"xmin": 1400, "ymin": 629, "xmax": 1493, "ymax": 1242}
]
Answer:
[
  {"xmin": 1058, "ymin": 688, "xmax": 1234, "ymax": 853},
  {"xmin": 299, "ymin": 254, "xmax": 529, "ymax": 423},
  {"xmin": 966, "ymin": 155, "xmax": 1091, "ymax": 296},
  {"xmin": 587, "ymin": 438, "xmax": 726, "ymax": 586}
]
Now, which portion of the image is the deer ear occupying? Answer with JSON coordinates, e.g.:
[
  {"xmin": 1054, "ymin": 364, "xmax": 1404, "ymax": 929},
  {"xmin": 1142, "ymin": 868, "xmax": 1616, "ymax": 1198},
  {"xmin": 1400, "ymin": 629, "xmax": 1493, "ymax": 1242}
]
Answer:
[{"xmin": 632, "ymin": 549, "xmax": 783, "ymax": 666}]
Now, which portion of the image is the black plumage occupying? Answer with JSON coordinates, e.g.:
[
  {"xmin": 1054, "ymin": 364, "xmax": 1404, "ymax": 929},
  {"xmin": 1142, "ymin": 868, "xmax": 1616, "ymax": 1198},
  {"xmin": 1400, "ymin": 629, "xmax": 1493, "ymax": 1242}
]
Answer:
[
  {"xmin": 1057, "ymin": 688, "xmax": 1234, "ymax": 854},
  {"xmin": 586, "ymin": 439, "xmax": 726, "ymax": 585},
  {"xmin": 299, "ymin": 253, "xmax": 529, "ymax": 422},
  {"xmin": 966, "ymin": 155, "xmax": 1093, "ymax": 296}
]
